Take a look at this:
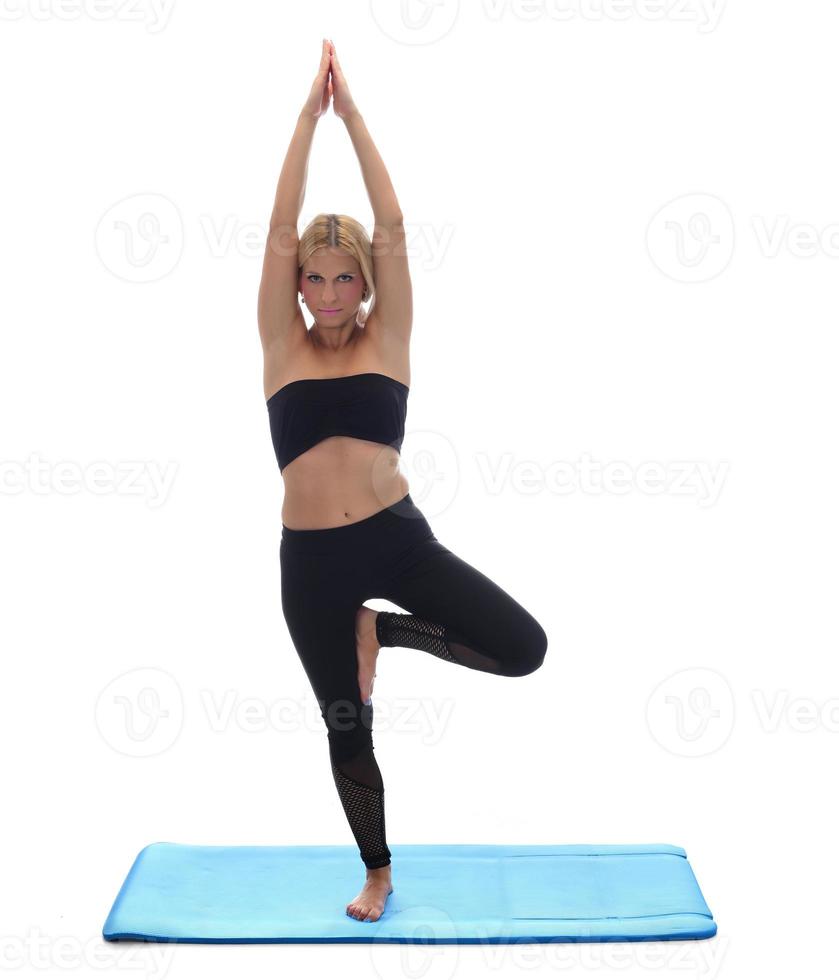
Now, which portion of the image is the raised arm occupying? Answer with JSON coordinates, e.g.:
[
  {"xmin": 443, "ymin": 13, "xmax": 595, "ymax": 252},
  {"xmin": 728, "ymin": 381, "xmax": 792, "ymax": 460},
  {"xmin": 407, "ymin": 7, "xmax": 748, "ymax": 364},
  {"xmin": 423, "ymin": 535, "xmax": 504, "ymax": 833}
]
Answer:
[
  {"xmin": 330, "ymin": 43, "xmax": 412, "ymax": 342},
  {"xmin": 257, "ymin": 40, "xmax": 332, "ymax": 353}
]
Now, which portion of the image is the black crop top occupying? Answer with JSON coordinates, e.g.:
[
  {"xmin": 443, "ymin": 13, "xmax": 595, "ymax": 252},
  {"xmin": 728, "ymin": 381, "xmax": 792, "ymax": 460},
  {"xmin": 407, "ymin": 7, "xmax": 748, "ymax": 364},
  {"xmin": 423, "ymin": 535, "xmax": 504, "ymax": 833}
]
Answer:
[{"xmin": 267, "ymin": 372, "xmax": 409, "ymax": 472}]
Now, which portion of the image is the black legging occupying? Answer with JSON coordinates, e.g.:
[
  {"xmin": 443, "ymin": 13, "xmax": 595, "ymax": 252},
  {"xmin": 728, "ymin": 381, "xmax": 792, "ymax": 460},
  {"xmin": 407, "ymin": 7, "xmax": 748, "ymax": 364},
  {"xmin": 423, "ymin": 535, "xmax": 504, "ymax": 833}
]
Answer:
[{"xmin": 279, "ymin": 491, "xmax": 548, "ymax": 869}]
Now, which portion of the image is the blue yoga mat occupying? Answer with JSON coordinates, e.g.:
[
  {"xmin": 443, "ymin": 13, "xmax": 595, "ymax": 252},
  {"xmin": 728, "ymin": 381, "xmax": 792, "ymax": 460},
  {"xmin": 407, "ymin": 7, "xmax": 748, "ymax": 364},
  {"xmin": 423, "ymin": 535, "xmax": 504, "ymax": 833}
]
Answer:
[{"xmin": 102, "ymin": 842, "xmax": 716, "ymax": 944}]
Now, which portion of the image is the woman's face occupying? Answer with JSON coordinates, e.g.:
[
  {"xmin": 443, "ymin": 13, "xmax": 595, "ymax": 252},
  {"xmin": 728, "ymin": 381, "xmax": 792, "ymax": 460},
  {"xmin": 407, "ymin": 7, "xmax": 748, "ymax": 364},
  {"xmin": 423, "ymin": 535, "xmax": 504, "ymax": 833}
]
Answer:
[{"xmin": 299, "ymin": 247, "xmax": 365, "ymax": 325}]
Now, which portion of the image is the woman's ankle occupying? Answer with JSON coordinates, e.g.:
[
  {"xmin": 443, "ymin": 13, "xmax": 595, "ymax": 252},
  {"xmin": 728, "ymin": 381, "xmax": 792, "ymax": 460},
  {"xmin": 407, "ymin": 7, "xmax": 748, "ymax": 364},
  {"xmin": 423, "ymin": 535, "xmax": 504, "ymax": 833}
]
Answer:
[{"xmin": 366, "ymin": 863, "xmax": 391, "ymax": 877}]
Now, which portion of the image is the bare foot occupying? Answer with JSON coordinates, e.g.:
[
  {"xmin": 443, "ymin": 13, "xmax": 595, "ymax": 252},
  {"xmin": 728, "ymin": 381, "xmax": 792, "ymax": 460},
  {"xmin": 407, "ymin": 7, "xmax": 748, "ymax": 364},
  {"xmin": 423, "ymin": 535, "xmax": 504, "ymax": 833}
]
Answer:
[
  {"xmin": 355, "ymin": 604, "xmax": 381, "ymax": 704},
  {"xmin": 346, "ymin": 866, "xmax": 393, "ymax": 921}
]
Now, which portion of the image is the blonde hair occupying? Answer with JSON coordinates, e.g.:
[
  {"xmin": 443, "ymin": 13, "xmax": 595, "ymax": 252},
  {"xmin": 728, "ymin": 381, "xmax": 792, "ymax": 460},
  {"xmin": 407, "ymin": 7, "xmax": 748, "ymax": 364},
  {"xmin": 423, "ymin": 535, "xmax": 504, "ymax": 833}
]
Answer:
[{"xmin": 298, "ymin": 213, "xmax": 375, "ymax": 325}]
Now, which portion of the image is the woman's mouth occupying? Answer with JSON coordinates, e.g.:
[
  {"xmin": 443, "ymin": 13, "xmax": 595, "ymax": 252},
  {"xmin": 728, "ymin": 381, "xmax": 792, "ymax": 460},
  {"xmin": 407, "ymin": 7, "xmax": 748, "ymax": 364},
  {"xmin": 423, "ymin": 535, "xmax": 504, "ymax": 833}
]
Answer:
[{"xmin": 319, "ymin": 308, "xmax": 341, "ymax": 313}]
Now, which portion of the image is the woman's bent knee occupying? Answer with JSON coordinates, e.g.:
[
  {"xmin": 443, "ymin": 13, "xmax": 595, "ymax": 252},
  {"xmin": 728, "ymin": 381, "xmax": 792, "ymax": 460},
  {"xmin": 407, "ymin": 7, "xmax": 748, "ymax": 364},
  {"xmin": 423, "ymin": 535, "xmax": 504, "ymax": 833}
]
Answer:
[{"xmin": 506, "ymin": 621, "xmax": 548, "ymax": 676}]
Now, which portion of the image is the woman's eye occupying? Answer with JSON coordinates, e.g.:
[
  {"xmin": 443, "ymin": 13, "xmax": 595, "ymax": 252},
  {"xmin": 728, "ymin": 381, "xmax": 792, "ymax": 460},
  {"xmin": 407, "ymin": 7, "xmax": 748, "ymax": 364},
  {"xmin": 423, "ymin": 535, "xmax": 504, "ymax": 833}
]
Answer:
[{"xmin": 307, "ymin": 274, "xmax": 352, "ymax": 282}]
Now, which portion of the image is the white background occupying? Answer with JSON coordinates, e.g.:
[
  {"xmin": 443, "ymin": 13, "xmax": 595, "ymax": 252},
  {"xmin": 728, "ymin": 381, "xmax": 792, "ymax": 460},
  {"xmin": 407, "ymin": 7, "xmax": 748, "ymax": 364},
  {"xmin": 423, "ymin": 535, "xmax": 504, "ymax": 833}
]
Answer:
[{"xmin": 2, "ymin": 0, "xmax": 837, "ymax": 976}]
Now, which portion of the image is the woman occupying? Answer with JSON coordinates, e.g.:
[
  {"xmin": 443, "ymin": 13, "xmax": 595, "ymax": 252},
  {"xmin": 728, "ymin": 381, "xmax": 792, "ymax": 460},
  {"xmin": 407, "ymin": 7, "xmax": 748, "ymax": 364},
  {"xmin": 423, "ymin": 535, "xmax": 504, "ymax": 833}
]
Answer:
[{"xmin": 259, "ymin": 39, "xmax": 548, "ymax": 923}]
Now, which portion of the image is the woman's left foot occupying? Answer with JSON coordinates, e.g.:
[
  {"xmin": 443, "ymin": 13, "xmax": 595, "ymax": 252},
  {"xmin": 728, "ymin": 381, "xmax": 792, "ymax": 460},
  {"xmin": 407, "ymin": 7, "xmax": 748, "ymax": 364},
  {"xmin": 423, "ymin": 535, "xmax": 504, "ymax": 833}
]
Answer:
[{"xmin": 355, "ymin": 604, "xmax": 380, "ymax": 704}]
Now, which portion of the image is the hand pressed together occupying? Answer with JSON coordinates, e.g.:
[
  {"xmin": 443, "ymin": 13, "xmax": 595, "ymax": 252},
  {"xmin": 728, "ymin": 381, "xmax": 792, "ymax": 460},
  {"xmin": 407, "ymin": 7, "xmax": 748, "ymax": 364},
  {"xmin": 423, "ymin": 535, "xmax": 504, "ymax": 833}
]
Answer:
[{"xmin": 301, "ymin": 39, "xmax": 359, "ymax": 122}]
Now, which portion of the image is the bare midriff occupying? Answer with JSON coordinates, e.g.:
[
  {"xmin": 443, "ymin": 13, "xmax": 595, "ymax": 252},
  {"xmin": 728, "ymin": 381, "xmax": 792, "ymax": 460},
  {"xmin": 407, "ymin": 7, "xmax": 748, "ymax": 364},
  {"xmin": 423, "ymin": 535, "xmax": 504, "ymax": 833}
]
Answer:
[
  {"xmin": 280, "ymin": 437, "xmax": 410, "ymax": 530},
  {"xmin": 264, "ymin": 314, "xmax": 411, "ymax": 530}
]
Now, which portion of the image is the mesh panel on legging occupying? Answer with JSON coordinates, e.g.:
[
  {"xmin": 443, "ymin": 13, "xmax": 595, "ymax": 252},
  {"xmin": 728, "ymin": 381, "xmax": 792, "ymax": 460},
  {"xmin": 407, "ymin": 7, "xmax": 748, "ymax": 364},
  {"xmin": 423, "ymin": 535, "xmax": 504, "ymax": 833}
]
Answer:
[
  {"xmin": 375, "ymin": 610, "xmax": 507, "ymax": 674},
  {"xmin": 329, "ymin": 743, "xmax": 391, "ymax": 870}
]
